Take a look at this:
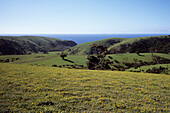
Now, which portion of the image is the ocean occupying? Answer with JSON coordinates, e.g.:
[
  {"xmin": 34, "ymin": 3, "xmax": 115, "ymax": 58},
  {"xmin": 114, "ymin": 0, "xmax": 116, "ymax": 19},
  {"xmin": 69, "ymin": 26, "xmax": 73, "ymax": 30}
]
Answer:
[{"xmin": 0, "ymin": 34, "xmax": 169, "ymax": 44}]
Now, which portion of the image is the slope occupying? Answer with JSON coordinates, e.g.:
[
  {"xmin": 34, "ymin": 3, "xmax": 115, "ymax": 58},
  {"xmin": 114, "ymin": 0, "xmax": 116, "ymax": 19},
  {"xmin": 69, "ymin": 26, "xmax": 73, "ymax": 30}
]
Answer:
[
  {"xmin": 0, "ymin": 63, "xmax": 169, "ymax": 112},
  {"xmin": 65, "ymin": 38, "xmax": 126, "ymax": 55},
  {"xmin": 0, "ymin": 36, "xmax": 77, "ymax": 55},
  {"xmin": 108, "ymin": 35, "xmax": 170, "ymax": 54}
]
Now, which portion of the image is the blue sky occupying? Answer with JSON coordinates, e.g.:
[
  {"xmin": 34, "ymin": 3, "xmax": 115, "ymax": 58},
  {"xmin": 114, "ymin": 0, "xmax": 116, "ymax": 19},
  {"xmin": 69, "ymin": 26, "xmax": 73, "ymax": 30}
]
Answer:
[{"xmin": 0, "ymin": 0, "xmax": 170, "ymax": 34}]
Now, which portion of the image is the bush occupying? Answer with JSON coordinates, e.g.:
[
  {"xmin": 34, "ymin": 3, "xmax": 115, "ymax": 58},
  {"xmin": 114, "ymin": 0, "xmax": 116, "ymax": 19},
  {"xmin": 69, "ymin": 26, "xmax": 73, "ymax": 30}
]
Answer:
[
  {"xmin": 60, "ymin": 54, "xmax": 67, "ymax": 60},
  {"xmin": 146, "ymin": 66, "xmax": 168, "ymax": 74}
]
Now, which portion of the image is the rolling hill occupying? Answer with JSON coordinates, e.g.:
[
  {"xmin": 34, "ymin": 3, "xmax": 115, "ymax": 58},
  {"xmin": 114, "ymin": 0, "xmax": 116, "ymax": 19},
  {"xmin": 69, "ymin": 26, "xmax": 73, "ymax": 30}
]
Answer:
[
  {"xmin": 108, "ymin": 35, "xmax": 170, "ymax": 54},
  {"xmin": 64, "ymin": 38, "xmax": 126, "ymax": 55},
  {"xmin": 64, "ymin": 35, "xmax": 170, "ymax": 55},
  {"xmin": 0, "ymin": 36, "xmax": 77, "ymax": 55}
]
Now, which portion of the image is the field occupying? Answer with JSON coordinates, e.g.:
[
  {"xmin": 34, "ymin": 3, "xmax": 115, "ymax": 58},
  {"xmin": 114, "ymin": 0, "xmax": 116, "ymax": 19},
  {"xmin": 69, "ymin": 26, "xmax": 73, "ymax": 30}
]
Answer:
[
  {"xmin": 0, "ymin": 52, "xmax": 169, "ymax": 74},
  {"xmin": 0, "ymin": 63, "xmax": 170, "ymax": 112}
]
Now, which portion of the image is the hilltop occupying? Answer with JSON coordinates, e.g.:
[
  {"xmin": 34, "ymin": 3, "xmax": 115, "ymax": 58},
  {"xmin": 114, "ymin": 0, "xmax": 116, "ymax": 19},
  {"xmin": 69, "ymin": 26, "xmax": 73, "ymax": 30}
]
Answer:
[
  {"xmin": 108, "ymin": 35, "xmax": 170, "ymax": 54},
  {"xmin": 0, "ymin": 36, "xmax": 77, "ymax": 55},
  {"xmin": 65, "ymin": 38, "xmax": 126, "ymax": 55}
]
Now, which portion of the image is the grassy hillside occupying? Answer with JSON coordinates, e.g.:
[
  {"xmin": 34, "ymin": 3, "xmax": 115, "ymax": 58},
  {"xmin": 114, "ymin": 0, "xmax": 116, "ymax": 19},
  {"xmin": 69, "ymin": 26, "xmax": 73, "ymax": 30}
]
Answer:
[
  {"xmin": 108, "ymin": 35, "xmax": 170, "ymax": 54},
  {"xmin": 0, "ymin": 53, "xmax": 169, "ymax": 74},
  {"xmin": 106, "ymin": 53, "xmax": 170, "ymax": 64},
  {"xmin": 0, "ymin": 63, "xmax": 169, "ymax": 112},
  {"xmin": 64, "ymin": 38, "xmax": 126, "ymax": 55},
  {"xmin": 23, "ymin": 55, "xmax": 87, "ymax": 67},
  {"xmin": 64, "ymin": 35, "xmax": 170, "ymax": 55},
  {"xmin": 0, "ymin": 36, "xmax": 77, "ymax": 55}
]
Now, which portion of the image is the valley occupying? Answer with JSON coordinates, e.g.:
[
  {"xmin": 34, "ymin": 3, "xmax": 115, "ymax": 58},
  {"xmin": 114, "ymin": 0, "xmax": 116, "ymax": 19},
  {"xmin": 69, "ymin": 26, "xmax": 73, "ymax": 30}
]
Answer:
[{"xmin": 0, "ymin": 35, "xmax": 170, "ymax": 112}]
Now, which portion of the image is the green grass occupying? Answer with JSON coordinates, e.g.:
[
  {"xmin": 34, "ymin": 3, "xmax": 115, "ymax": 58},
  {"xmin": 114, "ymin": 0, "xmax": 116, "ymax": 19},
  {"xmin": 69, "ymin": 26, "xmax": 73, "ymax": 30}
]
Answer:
[
  {"xmin": 0, "ymin": 63, "xmax": 169, "ymax": 112},
  {"xmin": 107, "ymin": 53, "xmax": 153, "ymax": 62},
  {"xmin": 107, "ymin": 53, "xmax": 170, "ymax": 64},
  {"xmin": 1, "ymin": 53, "xmax": 169, "ymax": 71},
  {"xmin": 0, "ymin": 53, "xmax": 55, "ymax": 63},
  {"xmin": 27, "ymin": 55, "xmax": 87, "ymax": 67}
]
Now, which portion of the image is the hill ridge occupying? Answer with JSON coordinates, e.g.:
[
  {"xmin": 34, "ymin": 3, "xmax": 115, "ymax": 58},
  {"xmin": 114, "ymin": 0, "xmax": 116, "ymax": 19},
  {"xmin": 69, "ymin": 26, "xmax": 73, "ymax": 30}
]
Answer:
[
  {"xmin": 65, "ymin": 35, "xmax": 170, "ymax": 55},
  {"xmin": 65, "ymin": 38, "xmax": 126, "ymax": 55},
  {"xmin": 108, "ymin": 35, "xmax": 170, "ymax": 54},
  {"xmin": 0, "ymin": 36, "xmax": 77, "ymax": 55}
]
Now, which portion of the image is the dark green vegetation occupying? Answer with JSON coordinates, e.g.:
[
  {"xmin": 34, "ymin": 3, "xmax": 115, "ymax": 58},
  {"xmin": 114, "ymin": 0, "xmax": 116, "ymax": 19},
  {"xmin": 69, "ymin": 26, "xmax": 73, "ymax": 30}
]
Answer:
[
  {"xmin": 65, "ymin": 35, "xmax": 170, "ymax": 55},
  {"xmin": 108, "ymin": 35, "xmax": 170, "ymax": 54},
  {"xmin": 0, "ymin": 63, "xmax": 169, "ymax": 112},
  {"xmin": 86, "ymin": 44, "xmax": 112, "ymax": 70},
  {"xmin": 65, "ymin": 38, "xmax": 126, "ymax": 55},
  {"xmin": 0, "ymin": 36, "xmax": 77, "ymax": 55}
]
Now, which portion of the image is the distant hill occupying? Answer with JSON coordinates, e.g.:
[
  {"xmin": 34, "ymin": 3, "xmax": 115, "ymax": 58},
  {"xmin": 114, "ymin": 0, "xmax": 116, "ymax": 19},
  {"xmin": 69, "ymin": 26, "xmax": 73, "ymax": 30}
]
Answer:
[
  {"xmin": 0, "ymin": 36, "xmax": 77, "ymax": 55},
  {"xmin": 65, "ymin": 35, "xmax": 170, "ymax": 55},
  {"xmin": 65, "ymin": 38, "xmax": 126, "ymax": 55},
  {"xmin": 108, "ymin": 35, "xmax": 170, "ymax": 54}
]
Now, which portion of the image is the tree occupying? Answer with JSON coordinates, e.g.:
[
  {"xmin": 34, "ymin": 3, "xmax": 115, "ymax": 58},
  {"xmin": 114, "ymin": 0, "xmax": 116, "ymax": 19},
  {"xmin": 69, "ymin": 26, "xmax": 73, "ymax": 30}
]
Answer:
[
  {"xmin": 86, "ymin": 44, "xmax": 112, "ymax": 70},
  {"xmin": 60, "ymin": 53, "xmax": 67, "ymax": 60}
]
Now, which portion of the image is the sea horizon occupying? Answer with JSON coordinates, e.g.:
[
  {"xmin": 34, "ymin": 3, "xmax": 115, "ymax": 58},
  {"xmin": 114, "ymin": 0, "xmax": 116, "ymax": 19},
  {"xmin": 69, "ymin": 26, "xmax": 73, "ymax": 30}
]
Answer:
[{"xmin": 0, "ymin": 33, "xmax": 169, "ymax": 44}]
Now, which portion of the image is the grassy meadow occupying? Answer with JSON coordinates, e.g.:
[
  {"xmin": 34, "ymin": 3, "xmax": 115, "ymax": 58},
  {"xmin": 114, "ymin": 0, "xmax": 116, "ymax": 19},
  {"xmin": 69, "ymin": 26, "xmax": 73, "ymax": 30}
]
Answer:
[
  {"xmin": 0, "ymin": 52, "xmax": 170, "ymax": 112},
  {"xmin": 0, "ymin": 63, "xmax": 169, "ymax": 112}
]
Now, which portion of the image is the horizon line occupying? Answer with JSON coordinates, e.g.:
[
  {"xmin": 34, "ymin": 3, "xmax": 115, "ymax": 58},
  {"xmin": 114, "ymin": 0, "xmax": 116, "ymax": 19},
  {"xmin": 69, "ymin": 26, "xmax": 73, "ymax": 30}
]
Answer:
[{"xmin": 0, "ymin": 33, "xmax": 170, "ymax": 35}]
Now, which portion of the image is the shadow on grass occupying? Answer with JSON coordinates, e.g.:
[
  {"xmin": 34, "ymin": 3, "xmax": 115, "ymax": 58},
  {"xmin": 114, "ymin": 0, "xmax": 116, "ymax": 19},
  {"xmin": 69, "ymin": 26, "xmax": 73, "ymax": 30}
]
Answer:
[
  {"xmin": 139, "ymin": 54, "xmax": 145, "ymax": 57},
  {"xmin": 64, "ymin": 59, "xmax": 74, "ymax": 63},
  {"xmin": 137, "ymin": 53, "xmax": 145, "ymax": 57}
]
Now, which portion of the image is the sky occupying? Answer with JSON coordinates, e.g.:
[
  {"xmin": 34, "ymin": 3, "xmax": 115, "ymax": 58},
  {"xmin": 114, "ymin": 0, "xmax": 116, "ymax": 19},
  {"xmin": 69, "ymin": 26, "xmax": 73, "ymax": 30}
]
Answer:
[{"xmin": 0, "ymin": 0, "xmax": 170, "ymax": 34}]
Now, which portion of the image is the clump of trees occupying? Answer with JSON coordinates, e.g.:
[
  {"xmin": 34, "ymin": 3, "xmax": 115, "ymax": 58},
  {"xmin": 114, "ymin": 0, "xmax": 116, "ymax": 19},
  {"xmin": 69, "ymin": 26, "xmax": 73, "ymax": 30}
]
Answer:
[
  {"xmin": 146, "ymin": 66, "xmax": 168, "ymax": 74},
  {"xmin": 123, "ymin": 55, "xmax": 170, "ymax": 70},
  {"xmin": 86, "ymin": 44, "xmax": 112, "ymax": 70}
]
